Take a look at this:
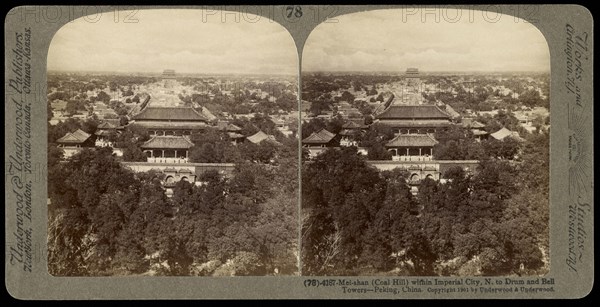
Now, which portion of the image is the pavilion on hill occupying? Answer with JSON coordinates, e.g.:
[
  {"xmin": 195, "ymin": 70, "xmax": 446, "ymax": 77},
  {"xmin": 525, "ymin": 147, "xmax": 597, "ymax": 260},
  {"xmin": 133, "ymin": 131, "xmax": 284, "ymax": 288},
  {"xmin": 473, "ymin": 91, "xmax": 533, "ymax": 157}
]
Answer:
[
  {"xmin": 141, "ymin": 135, "xmax": 194, "ymax": 163},
  {"xmin": 385, "ymin": 133, "xmax": 439, "ymax": 161}
]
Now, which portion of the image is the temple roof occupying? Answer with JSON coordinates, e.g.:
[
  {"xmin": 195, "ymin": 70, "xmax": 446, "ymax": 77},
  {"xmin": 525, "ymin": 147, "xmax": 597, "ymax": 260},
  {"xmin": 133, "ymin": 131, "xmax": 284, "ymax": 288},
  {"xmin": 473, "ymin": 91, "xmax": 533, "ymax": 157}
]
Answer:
[
  {"xmin": 225, "ymin": 124, "xmax": 242, "ymax": 132},
  {"xmin": 130, "ymin": 122, "xmax": 208, "ymax": 129},
  {"xmin": 405, "ymin": 68, "xmax": 419, "ymax": 75},
  {"xmin": 56, "ymin": 129, "xmax": 91, "ymax": 144},
  {"xmin": 95, "ymin": 130, "xmax": 112, "ymax": 136},
  {"xmin": 376, "ymin": 105, "xmax": 450, "ymax": 120},
  {"xmin": 461, "ymin": 118, "xmax": 486, "ymax": 129},
  {"xmin": 339, "ymin": 129, "xmax": 361, "ymax": 137},
  {"xmin": 302, "ymin": 128, "xmax": 336, "ymax": 144},
  {"xmin": 141, "ymin": 136, "xmax": 194, "ymax": 149},
  {"xmin": 97, "ymin": 121, "xmax": 117, "ymax": 129},
  {"xmin": 385, "ymin": 134, "xmax": 438, "ymax": 147},
  {"xmin": 246, "ymin": 130, "xmax": 280, "ymax": 145},
  {"xmin": 132, "ymin": 106, "xmax": 208, "ymax": 121},
  {"xmin": 342, "ymin": 121, "xmax": 368, "ymax": 129},
  {"xmin": 444, "ymin": 104, "xmax": 461, "ymax": 118},
  {"xmin": 216, "ymin": 121, "xmax": 242, "ymax": 131},
  {"xmin": 490, "ymin": 127, "xmax": 522, "ymax": 141},
  {"xmin": 376, "ymin": 120, "xmax": 452, "ymax": 127},
  {"xmin": 246, "ymin": 130, "xmax": 268, "ymax": 144}
]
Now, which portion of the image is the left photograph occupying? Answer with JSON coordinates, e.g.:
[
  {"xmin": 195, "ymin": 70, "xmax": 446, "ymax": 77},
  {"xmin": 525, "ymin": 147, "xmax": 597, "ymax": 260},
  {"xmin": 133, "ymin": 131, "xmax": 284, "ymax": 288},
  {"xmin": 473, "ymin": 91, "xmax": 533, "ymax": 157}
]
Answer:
[{"xmin": 46, "ymin": 9, "xmax": 299, "ymax": 276}]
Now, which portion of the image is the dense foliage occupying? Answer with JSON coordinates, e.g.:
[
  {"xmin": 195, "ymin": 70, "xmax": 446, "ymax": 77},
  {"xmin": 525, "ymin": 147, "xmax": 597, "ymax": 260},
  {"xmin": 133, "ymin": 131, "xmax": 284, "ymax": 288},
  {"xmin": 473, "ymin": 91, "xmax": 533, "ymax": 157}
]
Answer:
[
  {"xmin": 302, "ymin": 131, "xmax": 549, "ymax": 276},
  {"xmin": 48, "ymin": 143, "xmax": 299, "ymax": 276}
]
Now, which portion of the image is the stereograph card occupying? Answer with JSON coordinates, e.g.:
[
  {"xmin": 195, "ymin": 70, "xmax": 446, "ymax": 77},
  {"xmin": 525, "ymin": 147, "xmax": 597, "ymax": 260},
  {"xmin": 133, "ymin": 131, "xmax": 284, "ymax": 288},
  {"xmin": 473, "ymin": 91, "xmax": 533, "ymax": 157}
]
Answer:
[{"xmin": 4, "ymin": 5, "xmax": 593, "ymax": 299}]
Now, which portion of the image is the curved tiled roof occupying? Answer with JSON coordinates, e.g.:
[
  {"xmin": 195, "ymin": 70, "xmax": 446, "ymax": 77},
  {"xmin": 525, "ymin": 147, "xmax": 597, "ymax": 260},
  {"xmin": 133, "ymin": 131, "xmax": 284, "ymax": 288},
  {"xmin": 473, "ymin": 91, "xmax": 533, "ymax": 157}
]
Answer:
[
  {"xmin": 130, "ymin": 122, "xmax": 208, "ymax": 129},
  {"xmin": 490, "ymin": 127, "xmax": 522, "ymax": 141},
  {"xmin": 216, "ymin": 122, "xmax": 242, "ymax": 132},
  {"xmin": 227, "ymin": 124, "xmax": 242, "ymax": 132},
  {"xmin": 246, "ymin": 131, "xmax": 280, "ymax": 145},
  {"xmin": 302, "ymin": 129, "xmax": 336, "ymax": 144},
  {"xmin": 461, "ymin": 118, "xmax": 486, "ymax": 129},
  {"xmin": 141, "ymin": 136, "xmax": 194, "ymax": 149},
  {"xmin": 376, "ymin": 105, "xmax": 450, "ymax": 120},
  {"xmin": 376, "ymin": 120, "xmax": 451, "ymax": 127},
  {"xmin": 97, "ymin": 121, "xmax": 117, "ymax": 129},
  {"xmin": 342, "ymin": 121, "xmax": 368, "ymax": 129},
  {"xmin": 133, "ymin": 106, "xmax": 208, "ymax": 121},
  {"xmin": 57, "ymin": 129, "xmax": 91, "ymax": 144},
  {"xmin": 339, "ymin": 129, "xmax": 361, "ymax": 137},
  {"xmin": 385, "ymin": 134, "xmax": 439, "ymax": 147},
  {"xmin": 95, "ymin": 130, "xmax": 112, "ymax": 136},
  {"xmin": 246, "ymin": 130, "xmax": 269, "ymax": 144},
  {"xmin": 406, "ymin": 68, "xmax": 419, "ymax": 75}
]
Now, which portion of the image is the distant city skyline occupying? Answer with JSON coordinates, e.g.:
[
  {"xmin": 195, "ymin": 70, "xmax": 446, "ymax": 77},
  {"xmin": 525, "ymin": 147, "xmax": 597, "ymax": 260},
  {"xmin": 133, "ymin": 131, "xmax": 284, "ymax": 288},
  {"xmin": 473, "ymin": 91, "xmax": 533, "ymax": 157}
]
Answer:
[
  {"xmin": 303, "ymin": 9, "xmax": 550, "ymax": 73},
  {"xmin": 48, "ymin": 9, "xmax": 297, "ymax": 75}
]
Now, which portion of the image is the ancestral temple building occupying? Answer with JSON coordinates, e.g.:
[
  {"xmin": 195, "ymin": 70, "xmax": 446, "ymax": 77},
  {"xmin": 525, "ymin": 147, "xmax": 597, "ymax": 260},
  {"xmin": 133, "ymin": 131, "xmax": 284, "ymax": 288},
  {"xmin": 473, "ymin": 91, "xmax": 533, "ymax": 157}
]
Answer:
[
  {"xmin": 130, "ymin": 106, "xmax": 209, "ymax": 136},
  {"xmin": 56, "ymin": 129, "xmax": 94, "ymax": 158},
  {"xmin": 302, "ymin": 128, "xmax": 339, "ymax": 158},
  {"xmin": 385, "ymin": 134, "xmax": 438, "ymax": 161},
  {"xmin": 461, "ymin": 118, "xmax": 489, "ymax": 141},
  {"xmin": 218, "ymin": 122, "xmax": 245, "ymax": 144},
  {"xmin": 141, "ymin": 135, "xmax": 194, "ymax": 163},
  {"xmin": 375, "ymin": 104, "xmax": 452, "ymax": 135}
]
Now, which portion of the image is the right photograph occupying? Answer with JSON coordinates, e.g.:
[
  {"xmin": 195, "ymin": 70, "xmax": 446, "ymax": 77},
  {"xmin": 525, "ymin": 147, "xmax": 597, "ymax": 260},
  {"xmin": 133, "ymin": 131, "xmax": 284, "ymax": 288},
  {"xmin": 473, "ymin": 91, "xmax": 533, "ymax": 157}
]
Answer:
[{"xmin": 301, "ymin": 9, "xmax": 550, "ymax": 276}]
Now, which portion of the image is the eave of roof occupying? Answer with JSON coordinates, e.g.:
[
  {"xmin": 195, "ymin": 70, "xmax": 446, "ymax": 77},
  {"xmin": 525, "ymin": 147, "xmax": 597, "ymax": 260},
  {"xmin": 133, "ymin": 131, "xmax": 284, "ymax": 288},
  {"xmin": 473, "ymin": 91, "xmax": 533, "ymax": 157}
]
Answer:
[
  {"xmin": 385, "ymin": 134, "xmax": 439, "ymax": 147},
  {"xmin": 130, "ymin": 122, "xmax": 208, "ymax": 129},
  {"xmin": 133, "ymin": 106, "xmax": 208, "ymax": 122},
  {"xmin": 140, "ymin": 136, "xmax": 195, "ymax": 149},
  {"xmin": 376, "ymin": 105, "xmax": 450, "ymax": 120},
  {"xmin": 302, "ymin": 129, "xmax": 336, "ymax": 144}
]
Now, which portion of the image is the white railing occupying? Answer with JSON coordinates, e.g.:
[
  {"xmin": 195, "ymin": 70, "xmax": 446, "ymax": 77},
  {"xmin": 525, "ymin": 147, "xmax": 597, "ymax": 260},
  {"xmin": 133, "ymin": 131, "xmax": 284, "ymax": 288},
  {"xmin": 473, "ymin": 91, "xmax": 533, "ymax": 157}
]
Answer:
[
  {"xmin": 392, "ymin": 155, "xmax": 433, "ymax": 162},
  {"xmin": 146, "ymin": 157, "xmax": 189, "ymax": 164},
  {"xmin": 95, "ymin": 140, "xmax": 114, "ymax": 147},
  {"xmin": 340, "ymin": 139, "xmax": 358, "ymax": 147}
]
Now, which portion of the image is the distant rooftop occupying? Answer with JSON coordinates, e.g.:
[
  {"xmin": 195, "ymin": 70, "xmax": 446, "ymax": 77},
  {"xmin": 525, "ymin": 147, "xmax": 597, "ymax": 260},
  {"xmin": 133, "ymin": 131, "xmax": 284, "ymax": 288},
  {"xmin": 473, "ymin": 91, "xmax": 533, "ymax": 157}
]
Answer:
[
  {"xmin": 162, "ymin": 69, "xmax": 176, "ymax": 78},
  {"xmin": 132, "ymin": 106, "xmax": 208, "ymax": 122},
  {"xmin": 405, "ymin": 68, "xmax": 419, "ymax": 76},
  {"xmin": 376, "ymin": 105, "xmax": 450, "ymax": 120}
]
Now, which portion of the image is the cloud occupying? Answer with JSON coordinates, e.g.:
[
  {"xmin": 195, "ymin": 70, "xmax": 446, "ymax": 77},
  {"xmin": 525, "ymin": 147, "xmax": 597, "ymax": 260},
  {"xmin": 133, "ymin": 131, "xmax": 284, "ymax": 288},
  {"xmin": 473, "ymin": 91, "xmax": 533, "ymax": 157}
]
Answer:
[
  {"xmin": 48, "ymin": 9, "xmax": 298, "ymax": 75},
  {"xmin": 303, "ymin": 8, "xmax": 550, "ymax": 72}
]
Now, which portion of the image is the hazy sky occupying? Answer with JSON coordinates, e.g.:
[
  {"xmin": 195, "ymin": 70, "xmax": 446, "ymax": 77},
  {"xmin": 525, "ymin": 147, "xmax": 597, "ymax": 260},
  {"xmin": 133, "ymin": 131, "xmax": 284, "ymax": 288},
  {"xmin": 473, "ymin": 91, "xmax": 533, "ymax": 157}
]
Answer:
[
  {"xmin": 303, "ymin": 9, "xmax": 550, "ymax": 72},
  {"xmin": 48, "ymin": 9, "xmax": 297, "ymax": 75}
]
